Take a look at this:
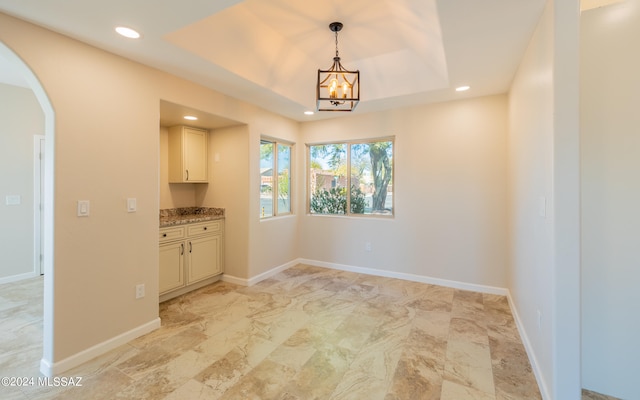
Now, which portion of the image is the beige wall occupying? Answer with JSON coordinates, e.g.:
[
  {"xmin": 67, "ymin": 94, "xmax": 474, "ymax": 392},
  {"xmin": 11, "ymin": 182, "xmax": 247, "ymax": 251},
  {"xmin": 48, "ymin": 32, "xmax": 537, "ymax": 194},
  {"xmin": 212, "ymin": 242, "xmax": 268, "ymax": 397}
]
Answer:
[
  {"xmin": 247, "ymin": 117, "xmax": 300, "ymax": 279},
  {"xmin": 0, "ymin": 83, "xmax": 44, "ymax": 279},
  {"xmin": 581, "ymin": 1, "xmax": 640, "ymax": 398},
  {"xmin": 0, "ymin": 12, "xmax": 299, "ymax": 364},
  {"xmin": 202, "ymin": 125, "xmax": 251, "ymax": 279},
  {"xmin": 299, "ymin": 95, "xmax": 509, "ymax": 288}
]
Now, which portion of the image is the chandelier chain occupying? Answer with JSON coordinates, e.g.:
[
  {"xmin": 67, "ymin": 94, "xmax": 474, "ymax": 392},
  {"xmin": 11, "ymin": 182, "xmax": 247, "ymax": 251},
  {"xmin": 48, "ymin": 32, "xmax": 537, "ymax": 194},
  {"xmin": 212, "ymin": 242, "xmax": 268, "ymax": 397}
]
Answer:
[{"xmin": 335, "ymin": 30, "xmax": 339, "ymax": 58}]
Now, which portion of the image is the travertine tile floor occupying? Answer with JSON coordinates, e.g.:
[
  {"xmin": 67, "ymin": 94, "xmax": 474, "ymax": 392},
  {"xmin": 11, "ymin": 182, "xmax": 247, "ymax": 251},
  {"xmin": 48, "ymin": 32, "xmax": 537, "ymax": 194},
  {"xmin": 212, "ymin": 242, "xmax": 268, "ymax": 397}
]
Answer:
[
  {"xmin": 581, "ymin": 389, "xmax": 621, "ymax": 400},
  {"xmin": 0, "ymin": 265, "xmax": 613, "ymax": 399}
]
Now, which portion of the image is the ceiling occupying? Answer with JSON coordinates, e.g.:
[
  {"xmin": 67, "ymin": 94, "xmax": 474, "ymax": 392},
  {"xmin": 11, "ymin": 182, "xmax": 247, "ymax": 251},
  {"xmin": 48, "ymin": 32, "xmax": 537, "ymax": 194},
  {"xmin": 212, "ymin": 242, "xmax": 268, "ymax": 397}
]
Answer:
[
  {"xmin": 0, "ymin": 0, "xmax": 551, "ymax": 121},
  {"xmin": 159, "ymin": 100, "xmax": 244, "ymax": 129}
]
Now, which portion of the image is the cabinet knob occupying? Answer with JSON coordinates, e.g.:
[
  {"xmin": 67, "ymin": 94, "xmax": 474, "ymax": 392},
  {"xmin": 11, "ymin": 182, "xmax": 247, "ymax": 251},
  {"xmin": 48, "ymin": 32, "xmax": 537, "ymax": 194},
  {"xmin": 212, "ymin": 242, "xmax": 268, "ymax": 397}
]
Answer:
[
  {"xmin": 162, "ymin": 233, "xmax": 167, "ymax": 237},
  {"xmin": 204, "ymin": 227, "xmax": 207, "ymax": 230}
]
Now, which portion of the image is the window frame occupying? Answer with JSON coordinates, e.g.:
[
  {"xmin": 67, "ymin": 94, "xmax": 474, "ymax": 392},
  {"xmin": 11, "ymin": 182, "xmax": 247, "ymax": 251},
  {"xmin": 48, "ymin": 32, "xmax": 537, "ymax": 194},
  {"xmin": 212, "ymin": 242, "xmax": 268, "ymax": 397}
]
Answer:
[
  {"xmin": 306, "ymin": 136, "xmax": 394, "ymax": 218},
  {"xmin": 260, "ymin": 136, "xmax": 294, "ymax": 219}
]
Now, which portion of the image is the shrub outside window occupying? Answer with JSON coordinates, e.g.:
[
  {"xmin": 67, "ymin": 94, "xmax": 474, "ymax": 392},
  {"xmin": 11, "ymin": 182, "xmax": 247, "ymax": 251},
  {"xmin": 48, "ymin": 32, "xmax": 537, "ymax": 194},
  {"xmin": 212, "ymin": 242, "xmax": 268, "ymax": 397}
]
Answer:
[
  {"xmin": 308, "ymin": 138, "xmax": 393, "ymax": 216},
  {"xmin": 260, "ymin": 138, "xmax": 292, "ymax": 218}
]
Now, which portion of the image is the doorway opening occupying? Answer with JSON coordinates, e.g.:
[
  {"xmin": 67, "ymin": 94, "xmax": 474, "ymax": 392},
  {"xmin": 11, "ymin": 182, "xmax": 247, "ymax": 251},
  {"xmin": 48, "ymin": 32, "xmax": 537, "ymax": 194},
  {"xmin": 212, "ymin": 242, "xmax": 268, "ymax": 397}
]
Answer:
[{"xmin": 0, "ymin": 41, "xmax": 55, "ymax": 376}]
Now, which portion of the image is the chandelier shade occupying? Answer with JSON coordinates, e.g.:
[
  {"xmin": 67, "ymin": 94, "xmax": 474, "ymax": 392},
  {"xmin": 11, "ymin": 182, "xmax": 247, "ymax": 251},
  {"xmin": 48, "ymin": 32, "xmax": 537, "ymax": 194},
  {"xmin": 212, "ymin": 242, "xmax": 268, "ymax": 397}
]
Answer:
[{"xmin": 316, "ymin": 22, "xmax": 360, "ymax": 112}]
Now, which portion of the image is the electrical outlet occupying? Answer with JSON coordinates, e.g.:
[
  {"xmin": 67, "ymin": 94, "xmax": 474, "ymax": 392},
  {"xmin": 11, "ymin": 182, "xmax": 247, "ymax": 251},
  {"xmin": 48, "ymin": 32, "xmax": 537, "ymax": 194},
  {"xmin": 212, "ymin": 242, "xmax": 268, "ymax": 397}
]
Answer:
[
  {"xmin": 537, "ymin": 310, "xmax": 542, "ymax": 331},
  {"xmin": 365, "ymin": 242, "xmax": 372, "ymax": 252},
  {"xmin": 136, "ymin": 284, "xmax": 145, "ymax": 299}
]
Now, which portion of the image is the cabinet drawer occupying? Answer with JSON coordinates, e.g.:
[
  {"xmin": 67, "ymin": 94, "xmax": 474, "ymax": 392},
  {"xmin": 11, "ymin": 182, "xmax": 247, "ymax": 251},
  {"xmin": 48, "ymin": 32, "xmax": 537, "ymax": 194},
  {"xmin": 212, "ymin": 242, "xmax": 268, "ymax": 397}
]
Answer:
[
  {"xmin": 159, "ymin": 226, "xmax": 185, "ymax": 242},
  {"xmin": 187, "ymin": 221, "xmax": 222, "ymax": 236}
]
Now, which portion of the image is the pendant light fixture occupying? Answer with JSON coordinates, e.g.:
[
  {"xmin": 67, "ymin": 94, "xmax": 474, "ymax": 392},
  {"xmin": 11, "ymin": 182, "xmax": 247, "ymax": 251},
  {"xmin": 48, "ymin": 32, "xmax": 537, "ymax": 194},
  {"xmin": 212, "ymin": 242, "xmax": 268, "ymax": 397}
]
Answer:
[{"xmin": 316, "ymin": 22, "xmax": 360, "ymax": 112}]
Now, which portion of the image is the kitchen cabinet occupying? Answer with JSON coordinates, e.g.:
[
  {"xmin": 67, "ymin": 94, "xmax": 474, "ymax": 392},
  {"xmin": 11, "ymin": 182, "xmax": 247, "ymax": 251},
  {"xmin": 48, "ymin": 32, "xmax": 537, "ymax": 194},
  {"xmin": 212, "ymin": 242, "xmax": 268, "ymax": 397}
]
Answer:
[
  {"xmin": 168, "ymin": 126, "xmax": 208, "ymax": 183},
  {"xmin": 187, "ymin": 234, "xmax": 222, "ymax": 283},
  {"xmin": 159, "ymin": 220, "xmax": 224, "ymax": 300},
  {"xmin": 159, "ymin": 240, "xmax": 185, "ymax": 293}
]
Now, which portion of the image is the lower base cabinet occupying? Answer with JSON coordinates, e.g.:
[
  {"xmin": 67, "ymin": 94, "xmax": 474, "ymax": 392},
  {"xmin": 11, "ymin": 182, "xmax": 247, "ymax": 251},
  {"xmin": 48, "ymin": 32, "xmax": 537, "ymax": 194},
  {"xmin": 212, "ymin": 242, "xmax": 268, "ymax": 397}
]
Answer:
[
  {"xmin": 159, "ymin": 241, "xmax": 185, "ymax": 293},
  {"xmin": 159, "ymin": 220, "xmax": 224, "ymax": 298},
  {"xmin": 188, "ymin": 234, "xmax": 223, "ymax": 283}
]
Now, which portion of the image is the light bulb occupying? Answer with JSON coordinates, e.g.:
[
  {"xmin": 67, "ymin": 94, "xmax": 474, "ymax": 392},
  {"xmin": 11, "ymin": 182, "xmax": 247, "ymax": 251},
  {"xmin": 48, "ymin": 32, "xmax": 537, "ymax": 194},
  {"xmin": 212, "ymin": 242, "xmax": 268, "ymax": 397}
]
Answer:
[
  {"xmin": 328, "ymin": 79, "xmax": 338, "ymax": 99},
  {"xmin": 341, "ymin": 81, "xmax": 350, "ymax": 99}
]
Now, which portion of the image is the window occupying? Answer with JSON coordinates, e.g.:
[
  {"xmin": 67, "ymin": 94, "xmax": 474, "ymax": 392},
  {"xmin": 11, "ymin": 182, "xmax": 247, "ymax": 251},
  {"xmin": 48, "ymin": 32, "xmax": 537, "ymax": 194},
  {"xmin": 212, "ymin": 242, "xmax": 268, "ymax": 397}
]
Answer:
[
  {"xmin": 308, "ymin": 138, "xmax": 393, "ymax": 216},
  {"xmin": 260, "ymin": 138, "xmax": 293, "ymax": 218}
]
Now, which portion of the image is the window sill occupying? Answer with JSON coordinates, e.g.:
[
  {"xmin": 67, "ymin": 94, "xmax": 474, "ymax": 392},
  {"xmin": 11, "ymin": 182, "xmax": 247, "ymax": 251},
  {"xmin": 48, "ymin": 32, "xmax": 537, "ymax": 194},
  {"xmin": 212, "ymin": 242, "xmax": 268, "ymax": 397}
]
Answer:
[
  {"xmin": 305, "ymin": 213, "xmax": 394, "ymax": 220},
  {"xmin": 259, "ymin": 214, "xmax": 296, "ymax": 223}
]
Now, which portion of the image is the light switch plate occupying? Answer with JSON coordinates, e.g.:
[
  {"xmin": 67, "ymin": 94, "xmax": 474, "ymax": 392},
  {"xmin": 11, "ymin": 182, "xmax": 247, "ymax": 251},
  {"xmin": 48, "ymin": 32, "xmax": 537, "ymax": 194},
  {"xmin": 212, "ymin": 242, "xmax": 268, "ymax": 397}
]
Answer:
[
  {"xmin": 538, "ymin": 196, "xmax": 546, "ymax": 218},
  {"xmin": 5, "ymin": 195, "xmax": 21, "ymax": 206},
  {"xmin": 77, "ymin": 200, "xmax": 90, "ymax": 217},
  {"xmin": 127, "ymin": 198, "xmax": 137, "ymax": 213},
  {"xmin": 135, "ymin": 283, "xmax": 145, "ymax": 299}
]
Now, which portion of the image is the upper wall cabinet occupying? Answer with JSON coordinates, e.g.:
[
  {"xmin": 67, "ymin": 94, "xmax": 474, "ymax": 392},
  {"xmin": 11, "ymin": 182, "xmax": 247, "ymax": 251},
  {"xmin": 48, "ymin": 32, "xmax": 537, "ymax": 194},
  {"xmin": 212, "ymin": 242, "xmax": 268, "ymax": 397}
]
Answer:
[{"xmin": 168, "ymin": 126, "xmax": 208, "ymax": 183}]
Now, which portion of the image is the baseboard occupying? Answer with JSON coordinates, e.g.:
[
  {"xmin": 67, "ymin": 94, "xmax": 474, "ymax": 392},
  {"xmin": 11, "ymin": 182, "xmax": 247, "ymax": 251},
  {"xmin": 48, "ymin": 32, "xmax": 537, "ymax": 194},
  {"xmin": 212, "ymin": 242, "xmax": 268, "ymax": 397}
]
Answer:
[
  {"xmin": 222, "ymin": 258, "xmax": 301, "ymax": 287},
  {"xmin": 40, "ymin": 318, "xmax": 161, "ymax": 377},
  {"xmin": 227, "ymin": 257, "xmax": 507, "ymax": 296},
  {"xmin": 506, "ymin": 292, "xmax": 551, "ymax": 400},
  {"xmin": 298, "ymin": 258, "xmax": 509, "ymax": 296},
  {"xmin": 0, "ymin": 271, "xmax": 39, "ymax": 285},
  {"xmin": 221, "ymin": 274, "xmax": 249, "ymax": 286}
]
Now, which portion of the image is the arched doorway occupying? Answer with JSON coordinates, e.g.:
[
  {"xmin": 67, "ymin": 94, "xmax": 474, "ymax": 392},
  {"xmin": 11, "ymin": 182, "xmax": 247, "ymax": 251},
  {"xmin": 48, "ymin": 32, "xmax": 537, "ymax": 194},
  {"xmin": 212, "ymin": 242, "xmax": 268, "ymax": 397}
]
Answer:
[{"xmin": 0, "ymin": 41, "xmax": 55, "ymax": 376}]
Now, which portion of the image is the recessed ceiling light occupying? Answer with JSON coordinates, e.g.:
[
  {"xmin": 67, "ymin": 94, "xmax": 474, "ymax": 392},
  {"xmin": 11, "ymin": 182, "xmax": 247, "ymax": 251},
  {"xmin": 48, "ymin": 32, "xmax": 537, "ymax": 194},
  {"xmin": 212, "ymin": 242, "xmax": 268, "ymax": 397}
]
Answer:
[
  {"xmin": 115, "ymin": 26, "xmax": 141, "ymax": 39},
  {"xmin": 184, "ymin": 115, "xmax": 198, "ymax": 121},
  {"xmin": 456, "ymin": 85, "xmax": 470, "ymax": 92},
  {"xmin": 304, "ymin": 111, "xmax": 314, "ymax": 115}
]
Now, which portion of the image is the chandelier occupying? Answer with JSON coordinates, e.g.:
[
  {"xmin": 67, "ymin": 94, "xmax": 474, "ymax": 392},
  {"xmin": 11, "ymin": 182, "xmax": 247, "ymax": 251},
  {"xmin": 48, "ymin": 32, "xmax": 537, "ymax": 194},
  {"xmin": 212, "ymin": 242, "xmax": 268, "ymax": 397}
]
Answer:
[{"xmin": 316, "ymin": 22, "xmax": 360, "ymax": 112}]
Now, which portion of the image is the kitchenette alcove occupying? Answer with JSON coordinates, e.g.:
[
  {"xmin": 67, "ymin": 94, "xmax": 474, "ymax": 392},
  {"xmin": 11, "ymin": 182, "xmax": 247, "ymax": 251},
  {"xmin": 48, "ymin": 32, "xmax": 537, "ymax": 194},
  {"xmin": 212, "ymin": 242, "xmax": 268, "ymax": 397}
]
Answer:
[{"xmin": 159, "ymin": 100, "xmax": 244, "ymax": 302}]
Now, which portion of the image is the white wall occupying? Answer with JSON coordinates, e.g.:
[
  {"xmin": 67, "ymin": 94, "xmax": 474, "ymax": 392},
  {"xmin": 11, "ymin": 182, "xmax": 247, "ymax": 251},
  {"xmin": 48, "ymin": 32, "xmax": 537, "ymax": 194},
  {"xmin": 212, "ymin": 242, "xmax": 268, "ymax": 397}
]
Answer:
[
  {"xmin": 581, "ymin": 1, "xmax": 640, "ymax": 398},
  {"xmin": 550, "ymin": 1, "xmax": 581, "ymax": 398},
  {"xmin": 0, "ymin": 82, "xmax": 44, "ymax": 280},
  {"xmin": 299, "ymin": 95, "xmax": 509, "ymax": 289},
  {"xmin": 508, "ymin": 0, "xmax": 581, "ymax": 398},
  {"xmin": 508, "ymin": 3, "xmax": 555, "ymax": 394}
]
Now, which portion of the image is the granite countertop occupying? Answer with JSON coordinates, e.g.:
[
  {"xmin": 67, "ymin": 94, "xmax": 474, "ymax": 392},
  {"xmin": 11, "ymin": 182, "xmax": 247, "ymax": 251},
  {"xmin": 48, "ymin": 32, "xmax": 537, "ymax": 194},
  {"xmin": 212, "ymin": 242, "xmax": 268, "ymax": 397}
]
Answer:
[{"xmin": 160, "ymin": 207, "xmax": 225, "ymax": 227}]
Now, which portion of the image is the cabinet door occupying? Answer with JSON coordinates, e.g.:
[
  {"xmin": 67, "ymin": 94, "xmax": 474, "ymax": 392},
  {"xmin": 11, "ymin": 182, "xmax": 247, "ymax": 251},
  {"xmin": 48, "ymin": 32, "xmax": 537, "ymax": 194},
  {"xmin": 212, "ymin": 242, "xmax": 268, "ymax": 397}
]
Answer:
[
  {"xmin": 184, "ymin": 128, "xmax": 208, "ymax": 182},
  {"xmin": 159, "ymin": 241, "xmax": 185, "ymax": 294},
  {"xmin": 187, "ymin": 234, "xmax": 222, "ymax": 283}
]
